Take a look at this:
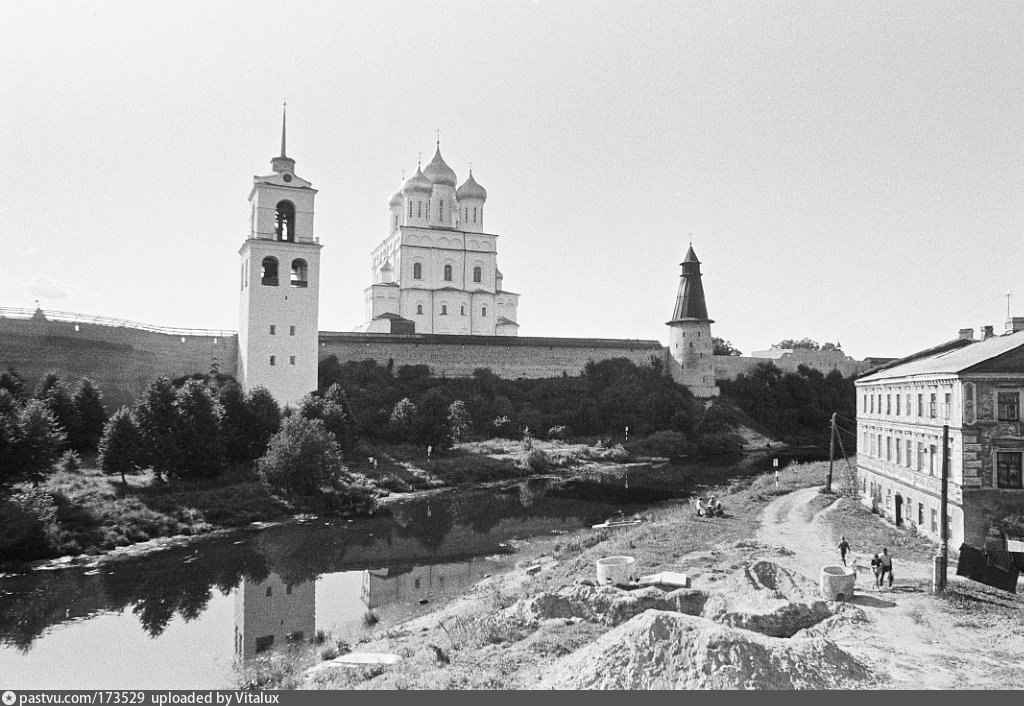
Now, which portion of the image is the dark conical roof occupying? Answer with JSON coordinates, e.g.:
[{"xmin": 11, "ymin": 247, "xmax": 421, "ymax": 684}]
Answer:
[{"xmin": 668, "ymin": 246, "xmax": 711, "ymax": 323}]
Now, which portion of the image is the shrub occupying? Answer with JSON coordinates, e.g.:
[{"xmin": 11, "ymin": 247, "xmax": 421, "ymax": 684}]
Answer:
[
  {"xmin": 56, "ymin": 450, "xmax": 81, "ymax": 473},
  {"xmin": 0, "ymin": 487, "xmax": 59, "ymax": 561},
  {"xmin": 388, "ymin": 398, "xmax": 416, "ymax": 442},
  {"xmin": 258, "ymin": 416, "xmax": 346, "ymax": 495},
  {"xmin": 521, "ymin": 447, "xmax": 551, "ymax": 473},
  {"xmin": 448, "ymin": 400, "xmax": 470, "ymax": 444},
  {"xmin": 548, "ymin": 425, "xmax": 571, "ymax": 440},
  {"xmin": 627, "ymin": 430, "xmax": 692, "ymax": 459}
]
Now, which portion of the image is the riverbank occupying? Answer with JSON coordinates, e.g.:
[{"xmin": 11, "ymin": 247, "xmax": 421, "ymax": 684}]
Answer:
[{"xmin": 238, "ymin": 459, "xmax": 1024, "ymax": 690}]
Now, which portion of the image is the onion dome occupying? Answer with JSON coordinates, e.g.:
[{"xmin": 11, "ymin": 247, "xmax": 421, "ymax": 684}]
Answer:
[
  {"xmin": 402, "ymin": 166, "xmax": 433, "ymax": 195},
  {"xmin": 456, "ymin": 170, "xmax": 487, "ymax": 202},
  {"xmin": 389, "ymin": 189, "xmax": 404, "ymax": 207},
  {"xmin": 423, "ymin": 146, "xmax": 457, "ymax": 187}
]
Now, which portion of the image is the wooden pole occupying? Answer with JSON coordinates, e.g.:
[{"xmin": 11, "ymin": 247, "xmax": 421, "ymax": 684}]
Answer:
[
  {"xmin": 826, "ymin": 412, "xmax": 836, "ymax": 493},
  {"xmin": 938, "ymin": 424, "xmax": 950, "ymax": 591}
]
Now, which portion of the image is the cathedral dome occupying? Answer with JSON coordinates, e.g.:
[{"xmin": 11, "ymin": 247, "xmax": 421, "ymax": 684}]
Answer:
[
  {"xmin": 402, "ymin": 166, "xmax": 433, "ymax": 195},
  {"xmin": 456, "ymin": 171, "xmax": 487, "ymax": 202},
  {"xmin": 389, "ymin": 189, "xmax": 404, "ymax": 207},
  {"xmin": 423, "ymin": 146, "xmax": 457, "ymax": 187}
]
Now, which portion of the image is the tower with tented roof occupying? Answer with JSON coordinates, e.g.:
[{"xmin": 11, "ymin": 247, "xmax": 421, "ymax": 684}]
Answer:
[
  {"xmin": 362, "ymin": 139, "xmax": 519, "ymax": 336},
  {"xmin": 666, "ymin": 245, "xmax": 719, "ymax": 397}
]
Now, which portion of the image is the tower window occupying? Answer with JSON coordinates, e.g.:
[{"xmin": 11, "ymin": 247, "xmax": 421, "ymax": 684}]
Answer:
[
  {"xmin": 473, "ymin": 266, "xmax": 482, "ymax": 283},
  {"xmin": 394, "ymin": 215, "xmax": 399, "ymax": 230},
  {"xmin": 482, "ymin": 306, "xmax": 487, "ymax": 317},
  {"xmin": 269, "ymin": 325, "xmax": 276, "ymax": 335},
  {"xmin": 413, "ymin": 262, "xmax": 422, "ymax": 279},
  {"xmin": 269, "ymin": 356, "xmax": 276, "ymax": 366},
  {"xmin": 465, "ymin": 207, "xmax": 468, "ymax": 221},
  {"xmin": 440, "ymin": 200, "xmax": 444, "ymax": 220},
  {"xmin": 290, "ymin": 259, "xmax": 308, "ymax": 287},
  {"xmin": 261, "ymin": 257, "xmax": 279, "ymax": 286},
  {"xmin": 416, "ymin": 304, "xmax": 423, "ymax": 315},
  {"xmin": 289, "ymin": 326, "xmax": 295, "ymax": 335},
  {"xmin": 409, "ymin": 201, "xmax": 413, "ymax": 218},
  {"xmin": 289, "ymin": 356, "xmax": 296, "ymax": 365},
  {"xmin": 444, "ymin": 264, "xmax": 453, "ymax": 281},
  {"xmin": 418, "ymin": 202, "xmax": 422, "ymax": 218},
  {"xmin": 473, "ymin": 206, "xmax": 477, "ymax": 223},
  {"xmin": 427, "ymin": 200, "xmax": 431, "ymax": 219},
  {"xmin": 441, "ymin": 305, "xmax": 447, "ymax": 315},
  {"xmin": 275, "ymin": 200, "xmax": 296, "ymax": 242},
  {"xmin": 460, "ymin": 305, "xmax": 465, "ymax": 315}
]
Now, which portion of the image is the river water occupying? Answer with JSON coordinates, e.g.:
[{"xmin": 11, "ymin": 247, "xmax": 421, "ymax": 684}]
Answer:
[{"xmin": 0, "ymin": 450, "xmax": 822, "ymax": 689}]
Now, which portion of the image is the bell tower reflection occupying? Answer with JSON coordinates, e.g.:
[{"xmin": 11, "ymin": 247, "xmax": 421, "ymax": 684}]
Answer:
[
  {"xmin": 360, "ymin": 559, "xmax": 490, "ymax": 609},
  {"xmin": 234, "ymin": 573, "xmax": 315, "ymax": 660}
]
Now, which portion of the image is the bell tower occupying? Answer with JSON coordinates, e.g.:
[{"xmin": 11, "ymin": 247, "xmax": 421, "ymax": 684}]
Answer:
[{"xmin": 238, "ymin": 106, "xmax": 322, "ymax": 408}]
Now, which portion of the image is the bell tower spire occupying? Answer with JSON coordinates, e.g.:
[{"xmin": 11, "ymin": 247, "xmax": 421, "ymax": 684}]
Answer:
[
  {"xmin": 271, "ymin": 102, "xmax": 296, "ymax": 175},
  {"xmin": 280, "ymin": 101, "xmax": 288, "ymax": 158}
]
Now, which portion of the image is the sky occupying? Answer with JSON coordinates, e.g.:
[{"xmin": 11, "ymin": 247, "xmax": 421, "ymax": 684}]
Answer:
[{"xmin": 2, "ymin": 1, "xmax": 1023, "ymax": 360}]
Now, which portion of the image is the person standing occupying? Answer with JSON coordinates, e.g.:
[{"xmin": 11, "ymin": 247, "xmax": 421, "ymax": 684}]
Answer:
[
  {"xmin": 837, "ymin": 536, "xmax": 851, "ymax": 566},
  {"xmin": 870, "ymin": 553, "xmax": 882, "ymax": 587},
  {"xmin": 878, "ymin": 547, "xmax": 894, "ymax": 588}
]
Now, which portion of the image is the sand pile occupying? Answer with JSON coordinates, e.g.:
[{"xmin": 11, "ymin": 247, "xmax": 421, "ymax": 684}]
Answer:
[
  {"xmin": 505, "ymin": 585, "xmax": 681, "ymax": 626},
  {"xmin": 700, "ymin": 560, "xmax": 833, "ymax": 637},
  {"xmin": 539, "ymin": 611, "xmax": 872, "ymax": 690}
]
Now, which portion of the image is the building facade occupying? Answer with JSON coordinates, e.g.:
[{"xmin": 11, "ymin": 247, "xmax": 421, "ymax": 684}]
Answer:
[
  {"xmin": 237, "ymin": 111, "xmax": 322, "ymax": 407},
  {"xmin": 856, "ymin": 327, "xmax": 1024, "ymax": 549},
  {"xmin": 361, "ymin": 144, "xmax": 520, "ymax": 336}
]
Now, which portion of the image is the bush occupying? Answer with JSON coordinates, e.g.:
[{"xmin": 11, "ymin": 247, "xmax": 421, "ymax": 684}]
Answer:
[
  {"xmin": 694, "ymin": 432, "xmax": 745, "ymax": 456},
  {"xmin": 0, "ymin": 487, "xmax": 60, "ymax": 561},
  {"xmin": 627, "ymin": 430, "xmax": 693, "ymax": 459},
  {"xmin": 548, "ymin": 425, "xmax": 571, "ymax": 440},
  {"xmin": 521, "ymin": 447, "xmax": 551, "ymax": 473},
  {"xmin": 258, "ymin": 416, "xmax": 346, "ymax": 495}
]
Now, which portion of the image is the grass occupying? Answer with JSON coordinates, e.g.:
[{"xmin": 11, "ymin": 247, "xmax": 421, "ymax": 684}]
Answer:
[{"xmin": 819, "ymin": 496, "xmax": 939, "ymax": 564}]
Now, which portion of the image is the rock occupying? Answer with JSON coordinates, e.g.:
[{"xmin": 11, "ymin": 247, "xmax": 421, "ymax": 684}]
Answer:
[
  {"xmin": 664, "ymin": 588, "xmax": 709, "ymax": 616},
  {"xmin": 700, "ymin": 561, "xmax": 833, "ymax": 637},
  {"xmin": 539, "ymin": 611, "xmax": 872, "ymax": 690},
  {"xmin": 505, "ymin": 584, "xmax": 673, "ymax": 626}
]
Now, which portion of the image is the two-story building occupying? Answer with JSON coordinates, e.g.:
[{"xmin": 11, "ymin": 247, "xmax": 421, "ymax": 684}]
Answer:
[{"xmin": 856, "ymin": 325, "xmax": 1024, "ymax": 549}]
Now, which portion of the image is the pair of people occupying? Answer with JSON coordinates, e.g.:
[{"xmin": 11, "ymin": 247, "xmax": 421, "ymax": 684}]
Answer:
[
  {"xmin": 870, "ymin": 548, "xmax": 894, "ymax": 587},
  {"xmin": 695, "ymin": 495, "xmax": 723, "ymax": 517}
]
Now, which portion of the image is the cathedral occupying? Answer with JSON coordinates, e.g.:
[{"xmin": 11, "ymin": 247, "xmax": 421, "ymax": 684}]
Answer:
[{"xmin": 359, "ymin": 143, "xmax": 521, "ymax": 336}]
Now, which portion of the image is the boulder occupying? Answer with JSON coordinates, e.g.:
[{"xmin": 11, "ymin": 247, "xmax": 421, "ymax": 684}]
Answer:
[{"xmin": 539, "ymin": 610, "xmax": 872, "ymax": 690}]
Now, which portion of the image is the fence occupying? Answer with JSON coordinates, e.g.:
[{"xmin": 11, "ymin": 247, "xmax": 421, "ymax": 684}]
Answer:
[{"xmin": 0, "ymin": 307, "xmax": 236, "ymax": 339}]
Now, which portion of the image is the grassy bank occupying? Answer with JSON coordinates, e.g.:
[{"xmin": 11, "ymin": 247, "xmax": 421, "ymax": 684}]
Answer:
[{"xmin": 236, "ymin": 459, "xmax": 841, "ymax": 690}]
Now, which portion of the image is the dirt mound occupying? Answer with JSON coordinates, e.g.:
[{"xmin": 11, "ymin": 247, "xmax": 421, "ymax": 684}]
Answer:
[
  {"xmin": 505, "ymin": 585, "xmax": 678, "ymax": 626},
  {"xmin": 700, "ymin": 561, "xmax": 833, "ymax": 637},
  {"xmin": 539, "ymin": 611, "xmax": 873, "ymax": 690}
]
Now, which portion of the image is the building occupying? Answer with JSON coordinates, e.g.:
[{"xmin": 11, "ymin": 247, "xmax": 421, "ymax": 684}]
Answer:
[
  {"xmin": 666, "ymin": 245, "xmax": 719, "ymax": 397},
  {"xmin": 856, "ymin": 324, "xmax": 1024, "ymax": 549},
  {"xmin": 361, "ymin": 143, "xmax": 520, "ymax": 336},
  {"xmin": 234, "ymin": 573, "xmax": 315, "ymax": 660},
  {"xmin": 237, "ymin": 109, "xmax": 323, "ymax": 407}
]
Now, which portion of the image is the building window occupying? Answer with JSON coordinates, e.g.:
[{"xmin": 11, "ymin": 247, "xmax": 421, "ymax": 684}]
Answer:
[
  {"xmin": 427, "ymin": 200, "xmax": 431, "ymax": 219},
  {"xmin": 896, "ymin": 395, "xmax": 901, "ymax": 415},
  {"xmin": 473, "ymin": 266, "xmax": 482, "ymax": 283},
  {"xmin": 998, "ymin": 392, "xmax": 1020, "ymax": 421},
  {"xmin": 416, "ymin": 304, "xmax": 423, "ymax": 315},
  {"xmin": 929, "ymin": 393, "xmax": 937, "ymax": 418},
  {"xmin": 290, "ymin": 259, "xmax": 308, "ymax": 287},
  {"xmin": 465, "ymin": 207, "xmax": 468, "ymax": 221},
  {"xmin": 266, "ymin": 586, "xmax": 273, "ymax": 597},
  {"xmin": 444, "ymin": 264, "xmax": 453, "ymax": 281},
  {"xmin": 394, "ymin": 215, "xmax": 399, "ymax": 230},
  {"xmin": 290, "ymin": 326, "xmax": 295, "ymax": 336},
  {"xmin": 996, "ymin": 452, "xmax": 1023, "ymax": 488},
  {"xmin": 896, "ymin": 439, "xmax": 902, "ymax": 465},
  {"xmin": 417, "ymin": 202, "xmax": 422, "ymax": 218},
  {"xmin": 916, "ymin": 442, "xmax": 924, "ymax": 472},
  {"xmin": 886, "ymin": 437, "xmax": 892, "ymax": 461},
  {"xmin": 863, "ymin": 394, "xmax": 867, "ymax": 413},
  {"xmin": 906, "ymin": 394, "xmax": 912, "ymax": 416},
  {"xmin": 289, "ymin": 356, "xmax": 296, "ymax": 365},
  {"xmin": 441, "ymin": 305, "xmax": 447, "ymax": 315},
  {"xmin": 261, "ymin": 257, "xmax": 279, "ymax": 286},
  {"xmin": 918, "ymin": 503, "xmax": 924, "ymax": 525},
  {"xmin": 886, "ymin": 395, "xmax": 891, "ymax": 415},
  {"xmin": 473, "ymin": 206, "xmax": 477, "ymax": 223},
  {"xmin": 905, "ymin": 439, "xmax": 912, "ymax": 467},
  {"xmin": 929, "ymin": 444, "xmax": 937, "ymax": 475},
  {"xmin": 413, "ymin": 262, "xmax": 422, "ymax": 279},
  {"xmin": 482, "ymin": 306, "xmax": 487, "ymax": 317},
  {"xmin": 275, "ymin": 200, "xmax": 296, "ymax": 242},
  {"xmin": 870, "ymin": 395, "xmax": 874, "ymax": 414},
  {"xmin": 269, "ymin": 325, "xmax": 276, "ymax": 335},
  {"xmin": 931, "ymin": 508, "xmax": 938, "ymax": 533},
  {"xmin": 918, "ymin": 394, "xmax": 924, "ymax": 417},
  {"xmin": 460, "ymin": 305, "xmax": 466, "ymax": 315},
  {"xmin": 269, "ymin": 356, "xmax": 276, "ymax": 366},
  {"xmin": 944, "ymin": 392, "xmax": 952, "ymax": 419},
  {"xmin": 409, "ymin": 201, "xmax": 413, "ymax": 218}
]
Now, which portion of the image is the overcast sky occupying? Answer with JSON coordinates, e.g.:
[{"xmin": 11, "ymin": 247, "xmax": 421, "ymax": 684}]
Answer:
[{"xmin": 3, "ymin": 1, "xmax": 1022, "ymax": 360}]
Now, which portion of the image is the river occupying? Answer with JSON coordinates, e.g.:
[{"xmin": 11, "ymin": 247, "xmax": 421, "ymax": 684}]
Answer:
[{"xmin": 0, "ymin": 449, "xmax": 824, "ymax": 689}]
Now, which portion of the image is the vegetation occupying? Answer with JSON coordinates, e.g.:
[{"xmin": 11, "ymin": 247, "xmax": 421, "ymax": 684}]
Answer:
[
  {"xmin": 772, "ymin": 338, "xmax": 841, "ymax": 351},
  {"xmin": 712, "ymin": 337, "xmax": 742, "ymax": 356}
]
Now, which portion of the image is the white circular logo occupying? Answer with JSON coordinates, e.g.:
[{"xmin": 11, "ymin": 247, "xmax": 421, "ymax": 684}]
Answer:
[{"xmin": 2, "ymin": 691, "xmax": 16, "ymax": 706}]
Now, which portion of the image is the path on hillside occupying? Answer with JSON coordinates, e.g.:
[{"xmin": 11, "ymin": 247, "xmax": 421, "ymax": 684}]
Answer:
[{"xmin": 754, "ymin": 486, "xmax": 1023, "ymax": 688}]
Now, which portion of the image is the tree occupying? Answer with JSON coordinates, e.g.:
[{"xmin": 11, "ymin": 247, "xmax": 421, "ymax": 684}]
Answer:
[
  {"xmin": 388, "ymin": 398, "xmax": 416, "ymax": 442},
  {"xmin": 0, "ymin": 390, "xmax": 22, "ymax": 487},
  {"xmin": 257, "ymin": 416, "xmax": 345, "ymax": 495},
  {"xmin": 70, "ymin": 378, "xmax": 107, "ymax": 452},
  {"xmin": 98, "ymin": 407, "xmax": 142, "ymax": 485},
  {"xmin": 215, "ymin": 379, "xmax": 250, "ymax": 463},
  {"xmin": 40, "ymin": 381, "xmax": 75, "ymax": 451},
  {"xmin": 33, "ymin": 371, "xmax": 61, "ymax": 400},
  {"xmin": 712, "ymin": 338, "xmax": 742, "ymax": 356},
  {"xmin": 412, "ymin": 389, "xmax": 451, "ymax": 449},
  {"xmin": 173, "ymin": 380, "xmax": 225, "ymax": 478},
  {"xmin": 14, "ymin": 400, "xmax": 66, "ymax": 485},
  {"xmin": 773, "ymin": 338, "xmax": 820, "ymax": 351},
  {"xmin": 134, "ymin": 377, "xmax": 181, "ymax": 481},
  {"xmin": 322, "ymin": 384, "xmax": 358, "ymax": 453},
  {"xmin": 0, "ymin": 368, "xmax": 26, "ymax": 401},
  {"xmin": 246, "ymin": 387, "xmax": 282, "ymax": 462},
  {"xmin": 448, "ymin": 400, "xmax": 470, "ymax": 444}
]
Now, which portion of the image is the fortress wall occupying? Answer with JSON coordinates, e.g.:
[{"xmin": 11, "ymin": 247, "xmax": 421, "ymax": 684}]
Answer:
[
  {"xmin": 714, "ymin": 352, "xmax": 873, "ymax": 381},
  {"xmin": 0, "ymin": 316, "xmax": 237, "ymax": 411},
  {"xmin": 318, "ymin": 331, "xmax": 669, "ymax": 379}
]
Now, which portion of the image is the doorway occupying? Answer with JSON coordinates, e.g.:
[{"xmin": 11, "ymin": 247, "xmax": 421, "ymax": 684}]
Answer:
[{"xmin": 895, "ymin": 494, "xmax": 903, "ymax": 526}]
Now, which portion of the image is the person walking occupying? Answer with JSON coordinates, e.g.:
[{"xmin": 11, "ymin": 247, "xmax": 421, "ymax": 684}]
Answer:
[
  {"xmin": 870, "ymin": 553, "xmax": 882, "ymax": 587},
  {"xmin": 837, "ymin": 536, "xmax": 851, "ymax": 566},
  {"xmin": 878, "ymin": 547, "xmax": 894, "ymax": 588}
]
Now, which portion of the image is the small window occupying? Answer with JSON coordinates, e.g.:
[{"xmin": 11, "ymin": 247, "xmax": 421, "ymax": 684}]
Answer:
[
  {"xmin": 413, "ymin": 262, "xmax": 422, "ymax": 279},
  {"xmin": 460, "ymin": 305, "xmax": 466, "ymax": 315},
  {"xmin": 441, "ymin": 305, "xmax": 448, "ymax": 315},
  {"xmin": 918, "ymin": 394, "xmax": 924, "ymax": 417},
  {"xmin": 408, "ymin": 201, "xmax": 413, "ymax": 218},
  {"xmin": 998, "ymin": 392, "xmax": 1020, "ymax": 421},
  {"xmin": 473, "ymin": 266, "xmax": 482, "ymax": 283},
  {"xmin": 929, "ymin": 444, "xmax": 937, "ymax": 475},
  {"xmin": 414, "ymin": 578, "xmax": 421, "ymax": 589},
  {"xmin": 444, "ymin": 264, "xmax": 453, "ymax": 281},
  {"xmin": 886, "ymin": 395, "xmax": 891, "ymax": 415},
  {"xmin": 944, "ymin": 392, "xmax": 952, "ymax": 419},
  {"xmin": 290, "ymin": 326, "xmax": 295, "ymax": 336},
  {"xmin": 261, "ymin": 257, "xmax": 279, "ymax": 286},
  {"xmin": 270, "ymin": 356, "xmax": 276, "ymax": 366},
  {"xmin": 997, "ymin": 452, "xmax": 1023, "ymax": 488},
  {"xmin": 896, "ymin": 395, "xmax": 901, "ymax": 415},
  {"xmin": 870, "ymin": 396, "xmax": 874, "ymax": 414},
  {"xmin": 905, "ymin": 440, "xmax": 912, "ymax": 467},
  {"xmin": 896, "ymin": 439, "xmax": 902, "ymax": 464},
  {"xmin": 918, "ymin": 503, "xmax": 924, "ymax": 525},
  {"xmin": 289, "ymin": 356, "xmax": 296, "ymax": 365},
  {"xmin": 270, "ymin": 325, "xmax": 276, "ymax": 335},
  {"xmin": 482, "ymin": 306, "xmax": 487, "ymax": 317},
  {"xmin": 290, "ymin": 259, "xmax": 308, "ymax": 288},
  {"xmin": 416, "ymin": 304, "xmax": 423, "ymax": 315},
  {"xmin": 929, "ymin": 393, "xmax": 937, "ymax": 418},
  {"xmin": 473, "ymin": 206, "xmax": 477, "ymax": 223},
  {"xmin": 931, "ymin": 508, "xmax": 938, "ymax": 533},
  {"xmin": 255, "ymin": 635, "xmax": 274, "ymax": 654},
  {"xmin": 418, "ymin": 201, "xmax": 422, "ymax": 218}
]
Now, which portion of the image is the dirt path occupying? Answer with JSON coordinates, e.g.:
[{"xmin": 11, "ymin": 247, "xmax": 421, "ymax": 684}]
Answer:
[{"xmin": 755, "ymin": 485, "xmax": 1024, "ymax": 689}]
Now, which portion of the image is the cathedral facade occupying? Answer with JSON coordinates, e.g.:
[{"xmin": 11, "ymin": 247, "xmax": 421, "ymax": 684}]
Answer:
[{"xmin": 360, "ymin": 144, "xmax": 520, "ymax": 336}]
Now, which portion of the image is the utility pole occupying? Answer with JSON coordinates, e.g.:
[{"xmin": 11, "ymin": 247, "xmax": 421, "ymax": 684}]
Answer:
[
  {"xmin": 826, "ymin": 412, "xmax": 836, "ymax": 493},
  {"xmin": 933, "ymin": 424, "xmax": 950, "ymax": 593}
]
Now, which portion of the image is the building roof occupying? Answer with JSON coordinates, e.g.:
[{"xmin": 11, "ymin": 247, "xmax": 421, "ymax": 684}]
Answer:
[
  {"xmin": 456, "ymin": 170, "xmax": 487, "ymax": 201},
  {"xmin": 372, "ymin": 312, "xmax": 413, "ymax": 321},
  {"xmin": 402, "ymin": 166, "xmax": 433, "ymax": 194},
  {"xmin": 423, "ymin": 145, "xmax": 457, "ymax": 187},
  {"xmin": 667, "ymin": 245, "xmax": 711, "ymax": 323},
  {"xmin": 496, "ymin": 317, "xmax": 520, "ymax": 326},
  {"xmin": 858, "ymin": 332, "xmax": 1024, "ymax": 382}
]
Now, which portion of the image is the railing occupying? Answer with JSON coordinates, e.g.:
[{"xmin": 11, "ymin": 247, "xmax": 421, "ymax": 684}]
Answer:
[{"xmin": 0, "ymin": 307, "xmax": 236, "ymax": 338}]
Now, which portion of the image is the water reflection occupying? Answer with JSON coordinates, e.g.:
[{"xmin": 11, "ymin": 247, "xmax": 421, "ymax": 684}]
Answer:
[{"xmin": 234, "ymin": 573, "xmax": 315, "ymax": 661}]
